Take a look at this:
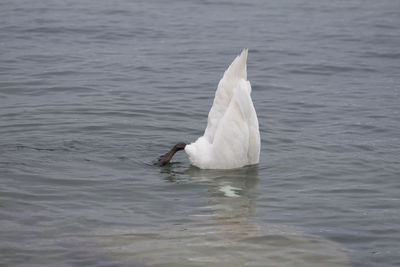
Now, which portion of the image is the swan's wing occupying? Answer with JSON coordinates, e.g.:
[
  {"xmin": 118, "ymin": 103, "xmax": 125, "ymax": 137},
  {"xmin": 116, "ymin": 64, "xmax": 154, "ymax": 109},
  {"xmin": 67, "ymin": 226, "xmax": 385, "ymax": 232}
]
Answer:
[
  {"xmin": 210, "ymin": 95, "xmax": 249, "ymax": 169},
  {"xmin": 210, "ymin": 79, "xmax": 259, "ymax": 168},
  {"xmin": 232, "ymin": 80, "xmax": 252, "ymax": 120},
  {"xmin": 247, "ymin": 103, "xmax": 260, "ymax": 165},
  {"xmin": 233, "ymin": 80, "xmax": 260, "ymax": 165},
  {"xmin": 223, "ymin": 48, "xmax": 248, "ymax": 81},
  {"xmin": 203, "ymin": 49, "xmax": 248, "ymax": 143}
]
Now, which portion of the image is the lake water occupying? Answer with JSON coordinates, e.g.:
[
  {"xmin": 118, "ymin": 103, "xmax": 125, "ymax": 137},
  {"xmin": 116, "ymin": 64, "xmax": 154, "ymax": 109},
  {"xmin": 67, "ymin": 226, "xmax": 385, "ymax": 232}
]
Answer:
[{"xmin": 1, "ymin": 0, "xmax": 399, "ymax": 266}]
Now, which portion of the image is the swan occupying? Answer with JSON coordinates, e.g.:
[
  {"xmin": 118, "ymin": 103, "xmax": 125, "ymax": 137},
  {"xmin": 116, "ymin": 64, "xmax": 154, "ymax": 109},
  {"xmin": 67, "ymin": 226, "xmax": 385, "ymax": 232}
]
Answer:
[{"xmin": 154, "ymin": 49, "xmax": 260, "ymax": 169}]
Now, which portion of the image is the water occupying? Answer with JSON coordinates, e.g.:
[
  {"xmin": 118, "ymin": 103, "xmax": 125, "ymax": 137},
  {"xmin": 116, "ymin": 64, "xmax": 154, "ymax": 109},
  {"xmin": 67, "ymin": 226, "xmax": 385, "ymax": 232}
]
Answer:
[{"xmin": 1, "ymin": 0, "xmax": 399, "ymax": 266}]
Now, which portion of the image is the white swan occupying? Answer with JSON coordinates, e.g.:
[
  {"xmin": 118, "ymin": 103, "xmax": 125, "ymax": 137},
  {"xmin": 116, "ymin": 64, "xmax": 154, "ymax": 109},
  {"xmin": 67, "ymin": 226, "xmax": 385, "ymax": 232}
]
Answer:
[{"xmin": 155, "ymin": 49, "xmax": 260, "ymax": 169}]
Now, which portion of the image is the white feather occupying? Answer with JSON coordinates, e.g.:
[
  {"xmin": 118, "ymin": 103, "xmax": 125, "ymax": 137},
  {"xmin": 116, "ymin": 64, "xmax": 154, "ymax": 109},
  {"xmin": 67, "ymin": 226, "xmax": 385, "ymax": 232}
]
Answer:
[{"xmin": 185, "ymin": 49, "xmax": 260, "ymax": 169}]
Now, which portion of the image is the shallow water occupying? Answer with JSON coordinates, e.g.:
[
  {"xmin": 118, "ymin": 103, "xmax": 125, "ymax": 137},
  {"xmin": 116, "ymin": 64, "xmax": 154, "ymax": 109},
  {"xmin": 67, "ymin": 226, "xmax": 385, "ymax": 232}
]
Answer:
[{"xmin": 1, "ymin": 0, "xmax": 399, "ymax": 266}]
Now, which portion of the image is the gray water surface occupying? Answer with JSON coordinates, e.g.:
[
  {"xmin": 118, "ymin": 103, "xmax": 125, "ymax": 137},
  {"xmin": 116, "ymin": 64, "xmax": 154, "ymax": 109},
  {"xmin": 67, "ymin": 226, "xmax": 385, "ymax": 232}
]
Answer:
[{"xmin": 1, "ymin": 0, "xmax": 400, "ymax": 266}]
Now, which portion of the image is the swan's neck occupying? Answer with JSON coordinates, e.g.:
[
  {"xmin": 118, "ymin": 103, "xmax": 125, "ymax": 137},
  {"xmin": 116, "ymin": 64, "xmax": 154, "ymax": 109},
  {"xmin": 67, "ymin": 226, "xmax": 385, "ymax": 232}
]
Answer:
[{"xmin": 154, "ymin": 142, "xmax": 186, "ymax": 166}]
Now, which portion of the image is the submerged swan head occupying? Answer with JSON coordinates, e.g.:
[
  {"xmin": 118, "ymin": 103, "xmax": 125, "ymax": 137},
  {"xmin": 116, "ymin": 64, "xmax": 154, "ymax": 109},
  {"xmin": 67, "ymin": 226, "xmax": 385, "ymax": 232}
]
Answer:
[{"xmin": 154, "ymin": 49, "xmax": 260, "ymax": 169}]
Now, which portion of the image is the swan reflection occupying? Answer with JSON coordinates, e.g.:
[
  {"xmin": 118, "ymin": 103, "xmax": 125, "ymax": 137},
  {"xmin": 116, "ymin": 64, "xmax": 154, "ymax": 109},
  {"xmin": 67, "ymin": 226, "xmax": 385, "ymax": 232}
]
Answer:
[
  {"xmin": 159, "ymin": 165, "xmax": 351, "ymax": 266},
  {"xmin": 74, "ymin": 164, "xmax": 351, "ymax": 266}
]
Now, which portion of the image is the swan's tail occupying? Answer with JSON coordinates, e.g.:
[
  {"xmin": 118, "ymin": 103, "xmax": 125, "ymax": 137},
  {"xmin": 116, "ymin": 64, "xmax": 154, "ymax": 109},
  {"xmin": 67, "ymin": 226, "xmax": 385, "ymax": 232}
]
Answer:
[{"xmin": 223, "ymin": 48, "xmax": 248, "ymax": 80}]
